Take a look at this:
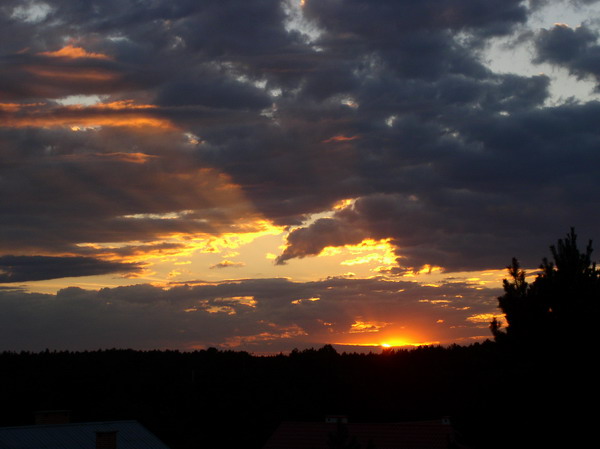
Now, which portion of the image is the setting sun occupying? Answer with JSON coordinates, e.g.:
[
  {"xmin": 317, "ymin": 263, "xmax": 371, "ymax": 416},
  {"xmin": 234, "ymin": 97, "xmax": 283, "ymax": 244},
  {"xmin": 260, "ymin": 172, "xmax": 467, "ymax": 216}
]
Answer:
[{"xmin": 379, "ymin": 340, "xmax": 412, "ymax": 348}]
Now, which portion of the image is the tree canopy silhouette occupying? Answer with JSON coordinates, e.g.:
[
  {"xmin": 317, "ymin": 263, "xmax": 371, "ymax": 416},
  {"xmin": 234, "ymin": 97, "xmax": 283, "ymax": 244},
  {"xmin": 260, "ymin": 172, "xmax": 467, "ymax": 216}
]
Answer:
[{"xmin": 491, "ymin": 228, "xmax": 600, "ymax": 349}]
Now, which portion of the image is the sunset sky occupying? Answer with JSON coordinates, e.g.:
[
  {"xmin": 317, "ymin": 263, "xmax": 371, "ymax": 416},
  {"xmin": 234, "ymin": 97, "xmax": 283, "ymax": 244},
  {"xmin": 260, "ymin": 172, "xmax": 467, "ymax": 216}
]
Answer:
[{"xmin": 2, "ymin": 0, "xmax": 600, "ymax": 354}]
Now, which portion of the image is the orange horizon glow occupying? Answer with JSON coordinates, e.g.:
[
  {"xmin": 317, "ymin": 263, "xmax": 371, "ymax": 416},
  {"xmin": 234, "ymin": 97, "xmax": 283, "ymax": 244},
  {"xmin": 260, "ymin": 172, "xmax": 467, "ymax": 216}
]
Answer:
[
  {"xmin": 333, "ymin": 339, "xmax": 439, "ymax": 349},
  {"xmin": 332, "ymin": 323, "xmax": 437, "ymax": 349}
]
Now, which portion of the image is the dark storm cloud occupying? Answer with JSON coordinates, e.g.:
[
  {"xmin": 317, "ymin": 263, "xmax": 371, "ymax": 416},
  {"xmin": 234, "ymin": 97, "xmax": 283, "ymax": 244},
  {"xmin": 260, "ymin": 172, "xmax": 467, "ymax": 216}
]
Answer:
[
  {"xmin": 155, "ymin": 71, "xmax": 271, "ymax": 110},
  {"xmin": 276, "ymin": 193, "xmax": 531, "ymax": 271},
  {"xmin": 191, "ymin": 1, "xmax": 553, "ymax": 237},
  {"xmin": 278, "ymin": 94, "xmax": 600, "ymax": 271},
  {"xmin": 570, "ymin": 0, "xmax": 600, "ymax": 5},
  {"xmin": 0, "ymin": 255, "xmax": 140, "ymax": 283},
  {"xmin": 534, "ymin": 23, "xmax": 600, "ymax": 86},
  {"xmin": 303, "ymin": 0, "xmax": 528, "ymax": 38},
  {"xmin": 2, "ymin": 0, "xmax": 600, "ymax": 280},
  {"xmin": 0, "ymin": 277, "xmax": 500, "ymax": 352}
]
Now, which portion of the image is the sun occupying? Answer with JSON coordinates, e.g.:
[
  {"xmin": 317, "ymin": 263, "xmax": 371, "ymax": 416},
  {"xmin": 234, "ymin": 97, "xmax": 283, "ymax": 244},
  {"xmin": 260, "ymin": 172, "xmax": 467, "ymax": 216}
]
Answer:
[{"xmin": 379, "ymin": 337, "xmax": 435, "ymax": 348}]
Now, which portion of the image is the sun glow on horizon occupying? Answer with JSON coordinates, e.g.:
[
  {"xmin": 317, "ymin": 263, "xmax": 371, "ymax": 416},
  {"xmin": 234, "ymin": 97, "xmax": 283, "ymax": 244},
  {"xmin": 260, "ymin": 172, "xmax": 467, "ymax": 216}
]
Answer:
[
  {"xmin": 334, "ymin": 338, "xmax": 437, "ymax": 349},
  {"xmin": 379, "ymin": 339, "xmax": 433, "ymax": 348}
]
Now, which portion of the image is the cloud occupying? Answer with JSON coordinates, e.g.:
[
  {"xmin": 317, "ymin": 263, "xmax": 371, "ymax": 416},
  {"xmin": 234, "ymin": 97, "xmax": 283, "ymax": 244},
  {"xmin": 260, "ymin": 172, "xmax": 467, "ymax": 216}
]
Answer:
[
  {"xmin": 154, "ymin": 68, "xmax": 272, "ymax": 111},
  {"xmin": 0, "ymin": 277, "xmax": 501, "ymax": 352},
  {"xmin": 277, "ymin": 168, "xmax": 600, "ymax": 272},
  {"xmin": 1, "ymin": 0, "xmax": 600, "ymax": 351},
  {"xmin": 303, "ymin": 0, "xmax": 528, "ymax": 39},
  {"xmin": 0, "ymin": 51, "xmax": 137, "ymax": 101},
  {"xmin": 38, "ymin": 44, "xmax": 112, "ymax": 60},
  {"xmin": 534, "ymin": 23, "xmax": 600, "ymax": 86},
  {"xmin": 0, "ymin": 123, "xmax": 267, "ymax": 258},
  {"xmin": 0, "ymin": 255, "xmax": 140, "ymax": 283},
  {"xmin": 276, "ymin": 217, "xmax": 367, "ymax": 264},
  {"xmin": 0, "ymin": 100, "xmax": 176, "ymax": 129},
  {"xmin": 210, "ymin": 260, "xmax": 246, "ymax": 269}
]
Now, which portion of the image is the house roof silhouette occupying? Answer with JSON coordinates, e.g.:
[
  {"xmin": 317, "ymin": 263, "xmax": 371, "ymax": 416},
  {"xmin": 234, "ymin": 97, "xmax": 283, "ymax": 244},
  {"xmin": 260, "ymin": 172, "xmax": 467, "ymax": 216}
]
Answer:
[
  {"xmin": 0, "ymin": 420, "xmax": 170, "ymax": 449},
  {"xmin": 263, "ymin": 417, "xmax": 465, "ymax": 449}
]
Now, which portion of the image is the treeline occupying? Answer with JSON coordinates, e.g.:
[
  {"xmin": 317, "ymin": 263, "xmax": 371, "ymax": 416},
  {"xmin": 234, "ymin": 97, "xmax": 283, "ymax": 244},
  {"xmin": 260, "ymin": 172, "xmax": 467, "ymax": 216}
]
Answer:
[{"xmin": 0, "ymin": 341, "xmax": 582, "ymax": 449}]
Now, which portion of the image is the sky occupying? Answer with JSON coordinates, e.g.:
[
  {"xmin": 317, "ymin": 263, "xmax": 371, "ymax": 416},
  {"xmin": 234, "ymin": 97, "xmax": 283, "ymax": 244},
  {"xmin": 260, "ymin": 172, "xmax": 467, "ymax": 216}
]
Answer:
[{"xmin": 2, "ymin": 0, "xmax": 600, "ymax": 354}]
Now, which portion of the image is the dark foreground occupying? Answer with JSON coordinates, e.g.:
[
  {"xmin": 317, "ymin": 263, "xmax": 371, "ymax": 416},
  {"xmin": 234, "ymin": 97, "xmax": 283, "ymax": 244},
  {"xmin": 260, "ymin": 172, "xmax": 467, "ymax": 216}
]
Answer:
[{"xmin": 0, "ymin": 342, "xmax": 594, "ymax": 449}]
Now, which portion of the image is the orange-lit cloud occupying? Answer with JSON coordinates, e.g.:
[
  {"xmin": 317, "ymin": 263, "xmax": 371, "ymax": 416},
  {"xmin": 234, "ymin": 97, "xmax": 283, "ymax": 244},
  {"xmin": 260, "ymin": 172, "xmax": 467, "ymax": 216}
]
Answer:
[
  {"xmin": 157, "ymin": 219, "xmax": 284, "ymax": 259},
  {"xmin": 332, "ymin": 198, "xmax": 356, "ymax": 210},
  {"xmin": 322, "ymin": 135, "xmax": 360, "ymax": 143},
  {"xmin": 320, "ymin": 238, "xmax": 397, "ymax": 271},
  {"xmin": 102, "ymin": 152, "xmax": 159, "ymax": 164},
  {"xmin": 90, "ymin": 100, "xmax": 156, "ymax": 110},
  {"xmin": 24, "ymin": 65, "xmax": 118, "ymax": 82},
  {"xmin": 403, "ymin": 264, "xmax": 444, "ymax": 277},
  {"xmin": 39, "ymin": 45, "xmax": 112, "ymax": 60},
  {"xmin": 0, "ymin": 102, "xmax": 46, "ymax": 112},
  {"xmin": 3, "ymin": 113, "xmax": 173, "ymax": 129},
  {"xmin": 467, "ymin": 313, "xmax": 505, "ymax": 326},
  {"xmin": 72, "ymin": 206, "xmax": 284, "ymax": 269},
  {"xmin": 349, "ymin": 319, "xmax": 391, "ymax": 333},
  {"xmin": 0, "ymin": 100, "xmax": 175, "ymax": 130}
]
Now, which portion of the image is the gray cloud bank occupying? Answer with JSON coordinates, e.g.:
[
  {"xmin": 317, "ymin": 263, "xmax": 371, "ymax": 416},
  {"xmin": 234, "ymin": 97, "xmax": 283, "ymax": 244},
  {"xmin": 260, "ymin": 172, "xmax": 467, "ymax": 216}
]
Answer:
[
  {"xmin": 1, "ymin": 2, "xmax": 600, "ymax": 288},
  {"xmin": 0, "ymin": 255, "xmax": 140, "ymax": 283},
  {"xmin": 0, "ymin": 277, "xmax": 500, "ymax": 352}
]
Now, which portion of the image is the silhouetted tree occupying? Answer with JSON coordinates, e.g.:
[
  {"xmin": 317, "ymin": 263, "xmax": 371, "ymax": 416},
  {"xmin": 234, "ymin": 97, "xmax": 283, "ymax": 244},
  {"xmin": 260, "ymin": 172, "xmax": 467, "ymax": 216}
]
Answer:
[
  {"xmin": 492, "ymin": 228, "xmax": 600, "ymax": 349},
  {"xmin": 487, "ymin": 228, "xmax": 600, "ymax": 448}
]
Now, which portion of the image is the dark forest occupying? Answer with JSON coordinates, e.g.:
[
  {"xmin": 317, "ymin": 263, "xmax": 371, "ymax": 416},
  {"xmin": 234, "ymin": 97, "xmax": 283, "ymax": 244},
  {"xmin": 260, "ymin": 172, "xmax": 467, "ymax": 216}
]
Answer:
[{"xmin": 0, "ymin": 339, "xmax": 594, "ymax": 449}]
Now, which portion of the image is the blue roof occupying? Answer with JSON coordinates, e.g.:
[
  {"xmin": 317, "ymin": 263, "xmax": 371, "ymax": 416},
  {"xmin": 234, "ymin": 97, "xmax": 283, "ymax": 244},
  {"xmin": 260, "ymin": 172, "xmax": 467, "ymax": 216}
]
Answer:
[{"xmin": 0, "ymin": 420, "xmax": 170, "ymax": 449}]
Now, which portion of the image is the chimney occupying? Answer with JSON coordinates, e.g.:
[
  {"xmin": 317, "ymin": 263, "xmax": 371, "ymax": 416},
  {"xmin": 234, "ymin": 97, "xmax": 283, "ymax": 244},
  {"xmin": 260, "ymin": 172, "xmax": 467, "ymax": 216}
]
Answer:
[
  {"xmin": 34, "ymin": 410, "xmax": 71, "ymax": 425},
  {"xmin": 96, "ymin": 431, "xmax": 118, "ymax": 449}
]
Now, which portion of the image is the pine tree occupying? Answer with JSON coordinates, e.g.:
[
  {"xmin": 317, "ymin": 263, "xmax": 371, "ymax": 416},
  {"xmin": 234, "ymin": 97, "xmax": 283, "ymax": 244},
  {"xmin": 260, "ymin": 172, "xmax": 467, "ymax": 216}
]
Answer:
[{"xmin": 492, "ymin": 228, "xmax": 600, "ymax": 349}]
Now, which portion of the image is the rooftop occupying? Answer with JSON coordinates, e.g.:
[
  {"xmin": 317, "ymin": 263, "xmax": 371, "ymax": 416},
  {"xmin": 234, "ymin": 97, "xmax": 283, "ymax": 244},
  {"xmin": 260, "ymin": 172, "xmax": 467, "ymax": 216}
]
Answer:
[
  {"xmin": 0, "ymin": 420, "xmax": 170, "ymax": 449},
  {"xmin": 262, "ymin": 418, "xmax": 463, "ymax": 449}
]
